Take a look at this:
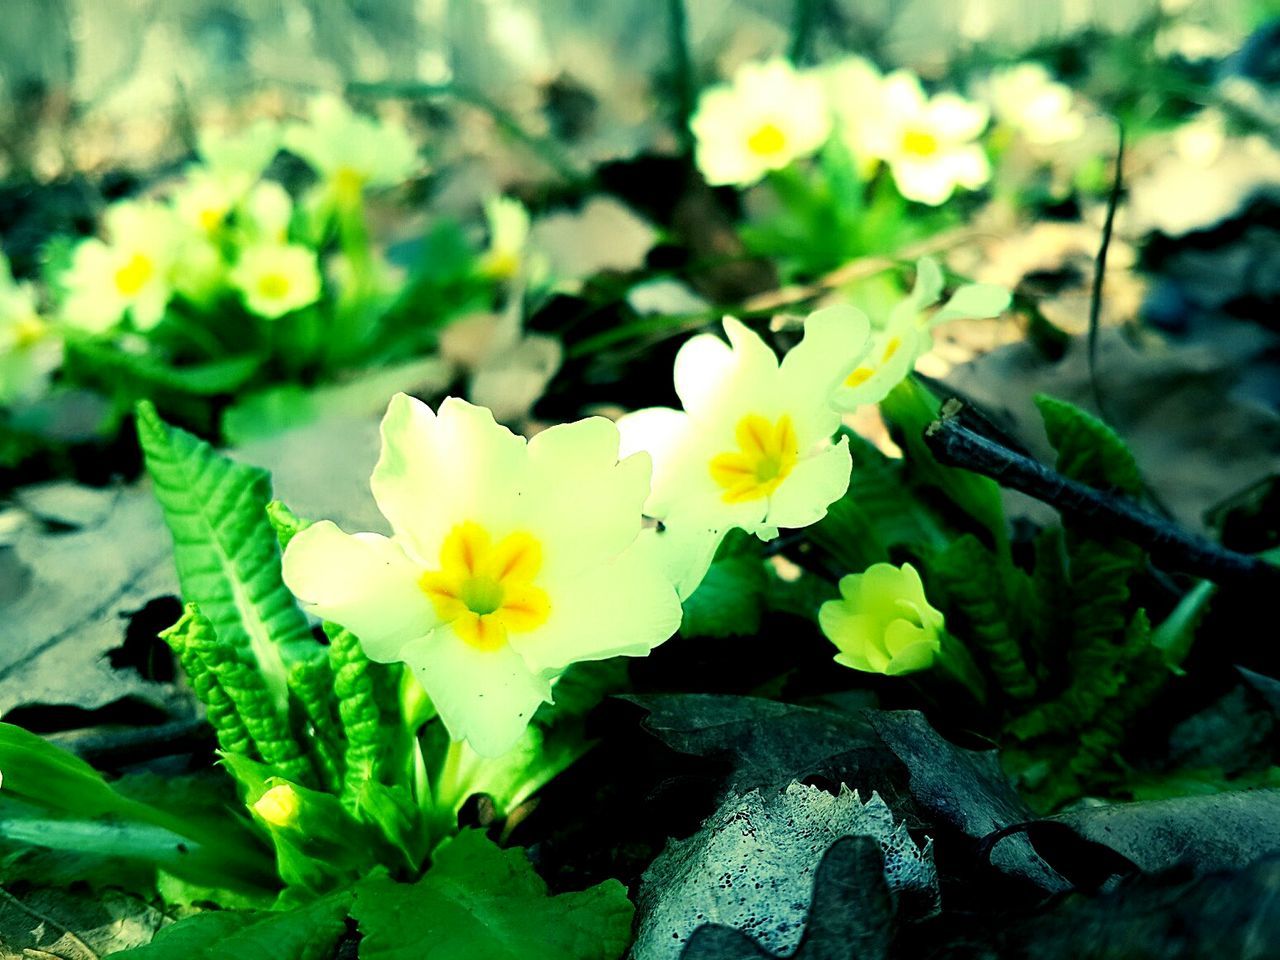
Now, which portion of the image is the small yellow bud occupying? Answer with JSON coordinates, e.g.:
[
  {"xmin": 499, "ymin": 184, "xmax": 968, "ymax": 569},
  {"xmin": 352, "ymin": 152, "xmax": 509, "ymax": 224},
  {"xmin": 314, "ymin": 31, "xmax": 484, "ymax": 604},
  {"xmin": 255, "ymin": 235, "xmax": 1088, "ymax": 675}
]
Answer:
[
  {"xmin": 819, "ymin": 562, "xmax": 944, "ymax": 676},
  {"xmin": 253, "ymin": 784, "xmax": 301, "ymax": 827}
]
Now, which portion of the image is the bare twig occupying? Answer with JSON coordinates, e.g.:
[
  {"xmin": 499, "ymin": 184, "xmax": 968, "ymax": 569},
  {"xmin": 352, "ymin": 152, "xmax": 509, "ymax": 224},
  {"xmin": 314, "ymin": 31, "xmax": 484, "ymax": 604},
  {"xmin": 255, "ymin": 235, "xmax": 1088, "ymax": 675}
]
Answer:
[
  {"xmin": 923, "ymin": 407, "xmax": 1279, "ymax": 588},
  {"xmin": 1087, "ymin": 122, "xmax": 1125, "ymax": 417}
]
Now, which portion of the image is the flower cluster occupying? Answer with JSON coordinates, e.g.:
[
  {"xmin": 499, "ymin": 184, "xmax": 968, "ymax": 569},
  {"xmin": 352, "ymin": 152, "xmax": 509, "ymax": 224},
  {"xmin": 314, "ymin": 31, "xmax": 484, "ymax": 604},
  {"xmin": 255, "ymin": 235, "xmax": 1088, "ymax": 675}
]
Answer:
[
  {"xmin": 692, "ymin": 56, "xmax": 1086, "ymax": 205},
  {"xmin": 57, "ymin": 98, "xmax": 418, "ymax": 340},
  {"xmin": 284, "ymin": 261, "xmax": 1008, "ymax": 755}
]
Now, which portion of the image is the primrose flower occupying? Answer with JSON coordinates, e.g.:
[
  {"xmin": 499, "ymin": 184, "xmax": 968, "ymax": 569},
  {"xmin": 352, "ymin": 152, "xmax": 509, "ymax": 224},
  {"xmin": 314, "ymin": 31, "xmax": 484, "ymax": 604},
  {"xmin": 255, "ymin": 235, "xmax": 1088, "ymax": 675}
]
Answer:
[
  {"xmin": 860, "ymin": 72, "xmax": 990, "ymax": 205},
  {"xmin": 241, "ymin": 180, "xmax": 294, "ymax": 244},
  {"xmin": 821, "ymin": 55, "xmax": 887, "ymax": 174},
  {"xmin": 691, "ymin": 58, "xmax": 832, "ymax": 187},
  {"xmin": 61, "ymin": 201, "xmax": 182, "ymax": 332},
  {"xmin": 283, "ymin": 95, "xmax": 419, "ymax": 205},
  {"xmin": 229, "ymin": 244, "xmax": 321, "ymax": 319},
  {"xmin": 282, "ymin": 395, "xmax": 682, "ymax": 756},
  {"xmin": 253, "ymin": 784, "xmax": 301, "ymax": 827},
  {"xmin": 831, "ymin": 259, "xmax": 1010, "ymax": 411},
  {"xmin": 198, "ymin": 118, "xmax": 282, "ymax": 183},
  {"xmin": 819, "ymin": 562, "xmax": 943, "ymax": 676},
  {"xmin": 480, "ymin": 196, "xmax": 544, "ymax": 284},
  {"xmin": 0, "ymin": 252, "xmax": 60, "ymax": 406},
  {"xmin": 617, "ymin": 308, "xmax": 871, "ymax": 598},
  {"xmin": 980, "ymin": 63, "xmax": 1085, "ymax": 146}
]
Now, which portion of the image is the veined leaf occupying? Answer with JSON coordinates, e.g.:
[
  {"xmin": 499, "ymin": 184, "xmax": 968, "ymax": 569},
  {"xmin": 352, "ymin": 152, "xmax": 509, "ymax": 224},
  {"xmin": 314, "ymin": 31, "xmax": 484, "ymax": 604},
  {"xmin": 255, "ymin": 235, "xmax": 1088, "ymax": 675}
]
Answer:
[
  {"xmin": 680, "ymin": 555, "xmax": 767, "ymax": 639},
  {"xmin": 351, "ymin": 829, "xmax": 634, "ymax": 960},
  {"xmin": 136, "ymin": 400, "xmax": 317, "ymax": 711},
  {"xmin": 1034, "ymin": 394, "xmax": 1142, "ymax": 494}
]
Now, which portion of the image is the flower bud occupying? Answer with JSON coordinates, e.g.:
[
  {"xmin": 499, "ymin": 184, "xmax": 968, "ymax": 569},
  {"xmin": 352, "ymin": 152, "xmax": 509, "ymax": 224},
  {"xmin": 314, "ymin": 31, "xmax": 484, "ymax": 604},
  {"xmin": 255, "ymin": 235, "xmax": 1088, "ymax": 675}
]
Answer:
[{"xmin": 819, "ymin": 562, "xmax": 943, "ymax": 675}]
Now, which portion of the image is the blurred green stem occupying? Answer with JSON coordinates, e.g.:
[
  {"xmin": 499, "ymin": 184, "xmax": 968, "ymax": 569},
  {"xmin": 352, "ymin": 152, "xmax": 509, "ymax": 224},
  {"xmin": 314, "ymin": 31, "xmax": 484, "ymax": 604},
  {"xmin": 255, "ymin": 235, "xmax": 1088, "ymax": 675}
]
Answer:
[{"xmin": 666, "ymin": 0, "xmax": 696, "ymax": 148}]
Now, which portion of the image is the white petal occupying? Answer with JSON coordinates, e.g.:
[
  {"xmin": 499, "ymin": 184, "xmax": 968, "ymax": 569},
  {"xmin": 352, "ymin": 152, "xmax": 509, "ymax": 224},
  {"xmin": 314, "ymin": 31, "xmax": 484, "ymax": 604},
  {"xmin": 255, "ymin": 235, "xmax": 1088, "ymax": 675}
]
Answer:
[
  {"xmin": 765, "ymin": 437, "xmax": 852, "ymax": 531},
  {"xmin": 892, "ymin": 159, "xmax": 956, "ymax": 206},
  {"xmin": 641, "ymin": 516, "xmax": 726, "ymax": 601},
  {"xmin": 511, "ymin": 533, "xmax": 681, "ymax": 674},
  {"xmin": 371, "ymin": 394, "xmax": 526, "ymax": 564},
  {"xmin": 779, "ymin": 305, "xmax": 871, "ymax": 440},
  {"xmin": 406, "ymin": 632, "xmax": 551, "ymax": 757},
  {"xmin": 524, "ymin": 416, "xmax": 651, "ymax": 579},
  {"xmin": 934, "ymin": 283, "xmax": 1011, "ymax": 324},
  {"xmin": 282, "ymin": 520, "xmax": 435, "ymax": 661},
  {"xmin": 616, "ymin": 406, "xmax": 694, "ymax": 515},
  {"xmin": 673, "ymin": 331, "xmax": 736, "ymax": 416},
  {"xmin": 924, "ymin": 94, "xmax": 989, "ymax": 142}
]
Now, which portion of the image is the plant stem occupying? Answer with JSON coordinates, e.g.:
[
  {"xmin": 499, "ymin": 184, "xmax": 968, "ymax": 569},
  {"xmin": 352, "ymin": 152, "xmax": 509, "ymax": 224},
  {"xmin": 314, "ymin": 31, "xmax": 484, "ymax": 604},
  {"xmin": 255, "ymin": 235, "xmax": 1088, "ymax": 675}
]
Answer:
[
  {"xmin": 923, "ymin": 406, "xmax": 1280, "ymax": 588},
  {"xmin": 665, "ymin": 0, "xmax": 696, "ymax": 150}
]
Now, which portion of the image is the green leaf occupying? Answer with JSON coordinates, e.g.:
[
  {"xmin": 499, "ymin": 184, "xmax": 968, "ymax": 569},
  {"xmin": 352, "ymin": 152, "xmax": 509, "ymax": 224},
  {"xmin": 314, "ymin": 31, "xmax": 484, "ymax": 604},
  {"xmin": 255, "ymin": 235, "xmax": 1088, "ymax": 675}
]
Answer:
[
  {"xmin": 680, "ymin": 555, "xmax": 767, "ymax": 639},
  {"xmin": 64, "ymin": 338, "xmax": 264, "ymax": 396},
  {"xmin": 220, "ymin": 357, "xmax": 448, "ymax": 445},
  {"xmin": 0, "ymin": 724, "xmax": 273, "ymax": 892},
  {"xmin": 809, "ymin": 428, "xmax": 948, "ymax": 571},
  {"xmin": 880, "ymin": 379, "xmax": 1008, "ymax": 546},
  {"xmin": 110, "ymin": 888, "xmax": 353, "ymax": 960},
  {"xmin": 160, "ymin": 604, "xmax": 255, "ymax": 757},
  {"xmin": 351, "ymin": 829, "xmax": 634, "ymax": 960},
  {"xmin": 327, "ymin": 622, "xmax": 391, "ymax": 807},
  {"xmin": 1034, "ymin": 394, "xmax": 1142, "ymax": 494},
  {"xmin": 929, "ymin": 535, "xmax": 1037, "ymax": 701},
  {"xmin": 136, "ymin": 400, "xmax": 317, "ymax": 712}
]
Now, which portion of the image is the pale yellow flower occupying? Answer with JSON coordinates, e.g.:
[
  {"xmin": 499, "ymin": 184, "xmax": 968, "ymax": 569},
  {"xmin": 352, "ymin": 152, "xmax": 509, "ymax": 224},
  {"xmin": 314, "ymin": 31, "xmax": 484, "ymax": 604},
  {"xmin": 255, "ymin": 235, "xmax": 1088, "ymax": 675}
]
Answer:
[
  {"xmin": 860, "ymin": 72, "xmax": 990, "ymax": 205},
  {"xmin": 819, "ymin": 562, "xmax": 944, "ymax": 675},
  {"xmin": 691, "ymin": 59, "xmax": 832, "ymax": 187},
  {"xmin": 980, "ymin": 63, "xmax": 1085, "ymax": 146},
  {"xmin": 61, "ymin": 201, "xmax": 183, "ymax": 332},
  {"xmin": 282, "ymin": 395, "xmax": 682, "ymax": 756},
  {"xmin": 617, "ymin": 307, "xmax": 871, "ymax": 597},
  {"xmin": 283, "ymin": 95, "xmax": 419, "ymax": 205},
  {"xmin": 229, "ymin": 244, "xmax": 321, "ymax": 319},
  {"xmin": 0, "ymin": 251, "xmax": 61, "ymax": 406}
]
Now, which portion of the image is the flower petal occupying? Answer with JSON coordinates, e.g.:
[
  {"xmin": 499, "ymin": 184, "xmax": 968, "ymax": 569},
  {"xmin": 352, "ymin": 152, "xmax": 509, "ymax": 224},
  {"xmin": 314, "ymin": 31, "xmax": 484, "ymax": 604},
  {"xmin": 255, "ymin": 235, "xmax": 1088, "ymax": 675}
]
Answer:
[
  {"xmin": 371, "ymin": 394, "xmax": 526, "ymax": 563},
  {"xmin": 404, "ymin": 631, "xmax": 552, "ymax": 757},
  {"xmin": 282, "ymin": 520, "xmax": 435, "ymax": 661},
  {"xmin": 764, "ymin": 436, "xmax": 851, "ymax": 530},
  {"xmin": 510, "ymin": 532, "xmax": 682, "ymax": 674},
  {"xmin": 524, "ymin": 416, "xmax": 650, "ymax": 578}
]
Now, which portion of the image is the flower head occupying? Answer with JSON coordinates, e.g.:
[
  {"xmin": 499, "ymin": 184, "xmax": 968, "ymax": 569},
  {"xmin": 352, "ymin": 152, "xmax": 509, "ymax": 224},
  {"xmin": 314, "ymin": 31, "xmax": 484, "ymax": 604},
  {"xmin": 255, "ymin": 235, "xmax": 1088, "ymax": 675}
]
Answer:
[
  {"xmin": 691, "ymin": 58, "xmax": 831, "ymax": 187},
  {"xmin": 61, "ymin": 201, "xmax": 182, "ymax": 332},
  {"xmin": 820, "ymin": 55, "xmax": 886, "ymax": 175},
  {"xmin": 284, "ymin": 95, "xmax": 419, "ymax": 204},
  {"xmin": 0, "ymin": 250, "xmax": 60, "ymax": 406},
  {"xmin": 253, "ymin": 783, "xmax": 301, "ymax": 827},
  {"xmin": 819, "ymin": 562, "xmax": 943, "ymax": 675},
  {"xmin": 860, "ymin": 72, "xmax": 990, "ymax": 205},
  {"xmin": 831, "ymin": 259, "xmax": 1010, "ymax": 411},
  {"xmin": 980, "ymin": 63, "xmax": 1085, "ymax": 146},
  {"xmin": 480, "ymin": 196, "xmax": 544, "ymax": 284},
  {"xmin": 617, "ymin": 308, "xmax": 871, "ymax": 597},
  {"xmin": 229, "ymin": 243, "xmax": 321, "ymax": 319},
  {"xmin": 282, "ymin": 394, "xmax": 682, "ymax": 756}
]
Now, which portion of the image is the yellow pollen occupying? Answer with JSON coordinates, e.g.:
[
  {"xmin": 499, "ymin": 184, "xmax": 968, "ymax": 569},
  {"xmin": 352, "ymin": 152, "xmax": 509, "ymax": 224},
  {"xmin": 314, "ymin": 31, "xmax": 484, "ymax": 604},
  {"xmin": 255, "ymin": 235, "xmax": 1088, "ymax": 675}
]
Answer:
[
  {"xmin": 199, "ymin": 207, "xmax": 225, "ymax": 232},
  {"xmin": 483, "ymin": 250, "xmax": 521, "ymax": 280},
  {"xmin": 901, "ymin": 129, "xmax": 940, "ymax": 157},
  {"xmin": 882, "ymin": 336, "xmax": 902, "ymax": 361},
  {"xmin": 418, "ymin": 521, "xmax": 551, "ymax": 651},
  {"xmin": 12, "ymin": 315, "xmax": 46, "ymax": 348},
  {"xmin": 332, "ymin": 165, "xmax": 366, "ymax": 203},
  {"xmin": 113, "ymin": 253, "xmax": 154, "ymax": 297},
  {"xmin": 845, "ymin": 365, "xmax": 875, "ymax": 388},
  {"xmin": 257, "ymin": 272, "xmax": 291, "ymax": 300},
  {"xmin": 709, "ymin": 413, "xmax": 799, "ymax": 504},
  {"xmin": 747, "ymin": 122, "xmax": 788, "ymax": 157}
]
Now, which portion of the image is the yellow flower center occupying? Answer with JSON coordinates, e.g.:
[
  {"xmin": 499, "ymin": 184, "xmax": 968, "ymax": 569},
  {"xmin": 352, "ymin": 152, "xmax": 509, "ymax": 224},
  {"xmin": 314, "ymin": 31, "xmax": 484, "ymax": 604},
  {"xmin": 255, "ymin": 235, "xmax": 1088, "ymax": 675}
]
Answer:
[
  {"xmin": 482, "ymin": 250, "xmax": 521, "ymax": 280},
  {"xmin": 747, "ymin": 122, "xmax": 788, "ymax": 157},
  {"xmin": 199, "ymin": 207, "xmax": 226, "ymax": 233},
  {"xmin": 418, "ymin": 521, "xmax": 551, "ymax": 652},
  {"xmin": 12, "ymin": 314, "xmax": 47, "ymax": 348},
  {"xmin": 844, "ymin": 335, "xmax": 904, "ymax": 387},
  {"xmin": 332, "ymin": 165, "xmax": 366, "ymax": 204},
  {"xmin": 257, "ymin": 272, "xmax": 291, "ymax": 300},
  {"xmin": 709, "ymin": 413, "xmax": 799, "ymax": 504},
  {"xmin": 901, "ymin": 129, "xmax": 940, "ymax": 157},
  {"xmin": 114, "ymin": 253, "xmax": 155, "ymax": 297}
]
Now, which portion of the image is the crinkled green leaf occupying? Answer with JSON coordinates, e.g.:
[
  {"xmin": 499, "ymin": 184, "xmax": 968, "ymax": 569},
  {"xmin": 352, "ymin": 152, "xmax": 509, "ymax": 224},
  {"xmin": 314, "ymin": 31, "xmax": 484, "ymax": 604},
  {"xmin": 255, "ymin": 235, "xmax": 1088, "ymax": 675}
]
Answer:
[
  {"xmin": 1034, "ymin": 394, "xmax": 1142, "ymax": 495},
  {"xmin": 136, "ymin": 400, "xmax": 317, "ymax": 711},
  {"xmin": 352, "ymin": 829, "xmax": 634, "ymax": 960},
  {"xmin": 161, "ymin": 604, "xmax": 255, "ymax": 757}
]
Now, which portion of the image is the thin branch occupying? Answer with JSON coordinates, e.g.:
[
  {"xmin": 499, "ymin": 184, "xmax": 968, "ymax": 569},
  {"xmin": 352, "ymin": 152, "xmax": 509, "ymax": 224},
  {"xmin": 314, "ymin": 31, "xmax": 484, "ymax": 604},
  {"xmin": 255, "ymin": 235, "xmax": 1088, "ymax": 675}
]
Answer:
[
  {"xmin": 923, "ymin": 408, "xmax": 1279, "ymax": 589},
  {"xmin": 1087, "ymin": 122, "xmax": 1125, "ymax": 417}
]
